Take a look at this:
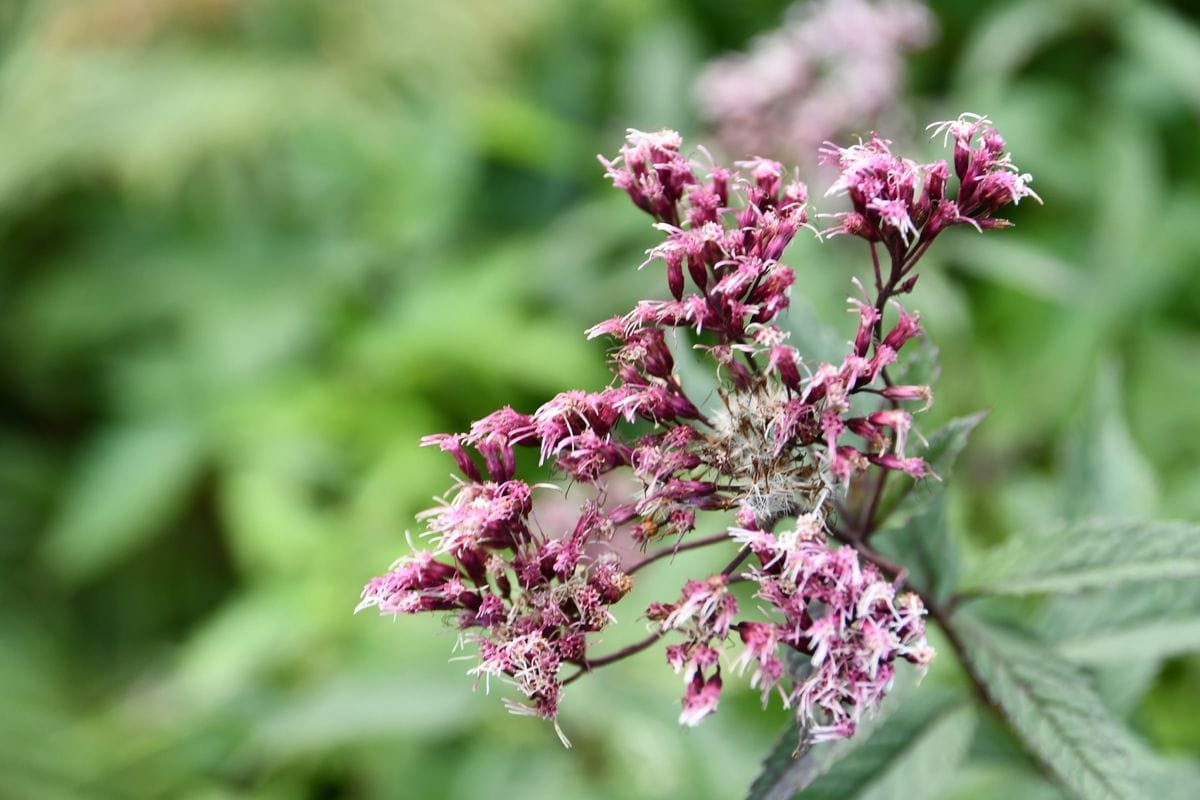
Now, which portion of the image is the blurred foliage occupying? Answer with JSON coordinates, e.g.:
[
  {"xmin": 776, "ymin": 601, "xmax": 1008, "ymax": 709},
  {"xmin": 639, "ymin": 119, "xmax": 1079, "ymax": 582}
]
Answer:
[{"xmin": 1, "ymin": 0, "xmax": 1199, "ymax": 797}]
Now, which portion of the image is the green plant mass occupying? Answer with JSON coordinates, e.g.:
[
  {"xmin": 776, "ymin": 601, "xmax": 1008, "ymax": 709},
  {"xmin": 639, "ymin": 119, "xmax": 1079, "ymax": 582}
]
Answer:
[{"xmin": 2, "ymin": 1, "xmax": 1200, "ymax": 798}]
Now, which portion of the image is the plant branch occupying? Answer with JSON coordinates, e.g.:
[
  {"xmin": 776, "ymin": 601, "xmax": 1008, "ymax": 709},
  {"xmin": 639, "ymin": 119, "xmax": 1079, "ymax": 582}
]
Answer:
[
  {"xmin": 858, "ymin": 467, "xmax": 890, "ymax": 540},
  {"xmin": 720, "ymin": 544, "xmax": 752, "ymax": 577},
  {"xmin": 870, "ymin": 241, "xmax": 883, "ymax": 294},
  {"xmin": 626, "ymin": 531, "xmax": 733, "ymax": 576},
  {"xmin": 562, "ymin": 629, "xmax": 666, "ymax": 685}
]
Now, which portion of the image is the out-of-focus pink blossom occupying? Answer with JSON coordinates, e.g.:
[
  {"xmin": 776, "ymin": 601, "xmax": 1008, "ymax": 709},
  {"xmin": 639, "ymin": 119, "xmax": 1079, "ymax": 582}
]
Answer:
[{"xmin": 695, "ymin": 0, "xmax": 936, "ymax": 163}]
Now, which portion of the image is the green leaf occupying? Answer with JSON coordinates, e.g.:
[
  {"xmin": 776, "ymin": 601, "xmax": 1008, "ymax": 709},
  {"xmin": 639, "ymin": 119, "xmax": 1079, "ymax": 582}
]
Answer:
[
  {"xmin": 1141, "ymin": 758, "xmax": 1200, "ymax": 800},
  {"xmin": 955, "ymin": 617, "xmax": 1148, "ymax": 800},
  {"xmin": 41, "ymin": 421, "xmax": 203, "ymax": 582},
  {"xmin": 881, "ymin": 412, "xmax": 987, "ymax": 527},
  {"xmin": 942, "ymin": 762, "xmax": 1067, "ymax": 800},
  {"xmin": 666, "ymin": 329, "xmax": 723, "ymax": 419},
  {"xmin": 780, "ymin": 295, "xmax": 848, "ymax": 367},
  {"xmin": 939, "ymin": 235, "xmax": 1085, "ymax": 303},
  {"xmin": 803, "ymin": 704, "xmax": 976, "ymax": 800},
  {"xmin": 961, "ymin": 519, "xmax": 1200, "ymax": 597},
  {"xmin": 1057, "ymin": 617, "xmax": 1200, "ymax": 666},
  {"xmin": 746, "ymin": 675, "xmax": 962, "ymax": 800},
  {"xmin": 1059, "ymin": 360, "xmax": 1159, "ymax": 522},
  {"xmin": 872, "ymin": 413, "xmax": 985, "ymax": 599},
  {"xmin": 874, "ymin": 492, "xmax": 954, "ymax": 603},
  {"xmin": 1122, "ymin": 4, "xmax": 1200, "ymax": 113},
  {"xmin": 1039, "ymin": 577, "xmax": 1200, "ymax": 665}
]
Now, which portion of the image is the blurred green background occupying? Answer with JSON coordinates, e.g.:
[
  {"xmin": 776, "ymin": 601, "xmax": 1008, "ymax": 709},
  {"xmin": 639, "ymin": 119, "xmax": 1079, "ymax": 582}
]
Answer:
[{"xmin": 2, "ymin": 0, "xmax": 1199, "ymax": 797}]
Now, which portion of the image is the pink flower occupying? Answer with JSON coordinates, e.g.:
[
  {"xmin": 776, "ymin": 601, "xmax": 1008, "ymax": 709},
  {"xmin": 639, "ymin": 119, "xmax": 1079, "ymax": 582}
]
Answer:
[
  {"xmin": 679, "ymin": 671, "xmax": 724, "ymax": 727},
  {"xmin": 355, "ymin": 117, "xmax": 1035, "ymax": 743},
  {"xmin": 694, "ymin": 0, "xmax": 936, "ymax": 163}
]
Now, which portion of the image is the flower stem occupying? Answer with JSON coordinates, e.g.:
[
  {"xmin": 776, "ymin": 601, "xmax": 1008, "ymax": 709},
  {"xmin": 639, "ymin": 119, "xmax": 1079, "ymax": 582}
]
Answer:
[
  {"xmin": 719, "ymin": 544, "xmax": 752, "ymax": 577},
  {"xmin": 562, "ymin": 629, "xmax": 666, "ymax": 685},
  {"xmin": 626, "ymin": 531, "xmax": 733, "ymax": 576}
]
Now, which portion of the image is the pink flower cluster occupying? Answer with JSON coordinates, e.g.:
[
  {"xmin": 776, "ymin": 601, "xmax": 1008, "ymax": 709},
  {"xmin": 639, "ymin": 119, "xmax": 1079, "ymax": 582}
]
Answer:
[
  {"xmin": 359, "ymin": 116, "xmax": 1034, "ymax": 745},
  {"xmin": 597, "ymin": 129, "xmax": 933, "ymax": 509},
  {"xmin": 820, "ymin": 113, "xmax": 1040, "ymax": 255},
  {"xmin": 695, "ymin": 0, "xmax": 936, "ymax": 163},
  {"xmin": 731, "ymin": 512, "xmax": 933, "ymax": 740}
]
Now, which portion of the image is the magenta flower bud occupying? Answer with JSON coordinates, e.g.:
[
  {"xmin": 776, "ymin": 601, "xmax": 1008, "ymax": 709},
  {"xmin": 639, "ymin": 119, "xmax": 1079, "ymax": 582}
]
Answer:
[
  {"xmin": 953, "ymin": 138, "xmax": 971, "ymax": 180},
  {"xmin": 882, "ymin": 305, "xmax": 922, "ymax": 351},
  {"xmin": 982, "ymin": 127, "xmax": 1005, "ymax": 156},
  {"xmin": 735, "ymin": 503, "xmax": 760, "ymax": 530},
  {"xmin": 783, "ymin": 178, "xmax": 807, "ymax": 208},
  {"xmin": 849, "ymin": 298, "xmax": 881, "ymax": 357},
  {"xmin": 767, "ymin": 344, "xmax": 803, "ymax": 390},
  {"xmin": 830, "ymin": 445, "xmax": 869, "ymax": 484},
  {"xmin": 659, "ymin": 478, "xmax": 718, "ymax": 503},
  {"xmin": 586, "ymin": 315, "xmax": 628, "ymax": 341},
  {"xmin": 664, "ymin": 387, "xmax": 702, "ymax": 420},
  {"xmin": 925, "ymin": 160, "xmax": 948, "ymax": 202},
  {"xmin": 686, "ymin": 184, "xmax": 722, "ymax": 227},
  {"xmin": 555, "ymin": 432, "xmax": 628, "ymax": 482},
  {"xmin": 923, "ymin": 198, "xmax": 961, "ymax": 238},
  {"xmin": 847, "ymin": 417, "xmax": 885, "ymax": 451},
  {"xmin": 746, "ymin": 158, "xmax": 784, "ymax": 200},
  {"xmin": 867, "ymin": 197, "xmax": 917, "ymax": 245},
  {"xmin": 976, "ymin": 170, "xmax": 1039, "ymax": 213},
  {"xmin": 664, "ymin": 249, "xmax": 685, "ymax": 300},
  {"xmin": 686, "ymin": 254, "xmax": 709, "ymax": 292},
  {"xmin": 463, "ymin": 592, "xmax": 506, "ymax": 628},
  {"xmin": 476, "ymin": 439, "xmax": 516, "ymax": 483},
  {"xmin": 868, "ymin": 452, "xmax": 927, "ymax": 477},
  {"xmin": 679, "ymin": 671, "xmax": 722, "ymax": 727},
  {"xmin": 421, "ymin": 433, "xmax": 482, "ymax": 482},
  {"xmin": 880, "ymin": 383, "xmax": 933, "ymax": 409},
  {"xmin": 469, "ymin": 407, "xmax": 536, "ymax": 447},
  {"xmin": 640, "ymin": 329, "xmax": 676, "ymax": 379},
  {"xmin": 761, "ymin": 228, "xmax": 796, "ymax": 263},
  {"xmin": 709, "ymin": 167, "xmax": 729, "ymax": 206},
  {"xmin": 976, "ymin": 216, "xmax": 1014, "ymax": 230},
  {"xmin": 868, "ymin": 408, "xmax": 914, "ymax": 454}
]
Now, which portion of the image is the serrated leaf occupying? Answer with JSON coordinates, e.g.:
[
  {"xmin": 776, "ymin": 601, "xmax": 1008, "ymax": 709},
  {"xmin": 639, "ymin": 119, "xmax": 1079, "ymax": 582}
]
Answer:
[
  {"xmin": 962, "ymin": 519, "xmax": 1200, "ymax": 597},
  {"xmin": 1040, "ymin": 580, "xmax": 1200, "ymax": 662},
  {"xmin": 955, "ymin": 617, "xmax": 1147, "ymax": 800},
  {"xmin": 746, "ymin": 672, "xmax": 953, "ymax": 800},
  {"xmin": 41, "ymin": 421, "xmax": 203, "ymax": 581},
  {"xmin": 1057, "ymin": 617, "xmax": 1200, "ymax": 666},
  {"xmin": 919, "ymin": 412, "xmax": 988, "ymax": 483}
]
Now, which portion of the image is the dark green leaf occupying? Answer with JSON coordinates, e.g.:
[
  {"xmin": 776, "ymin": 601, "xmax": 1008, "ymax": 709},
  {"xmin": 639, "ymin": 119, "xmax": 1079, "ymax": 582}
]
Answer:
[
  {"xmin": 872, "ymin": 413, "xmax": 985, "ymax": 599},
  {"xmin": 955, "ymin": 617, "xmax": 1148, "ymax": 800},
  {"xmin": 746, "ymin": 674, "xmax": 964, "ymax": 800}
]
